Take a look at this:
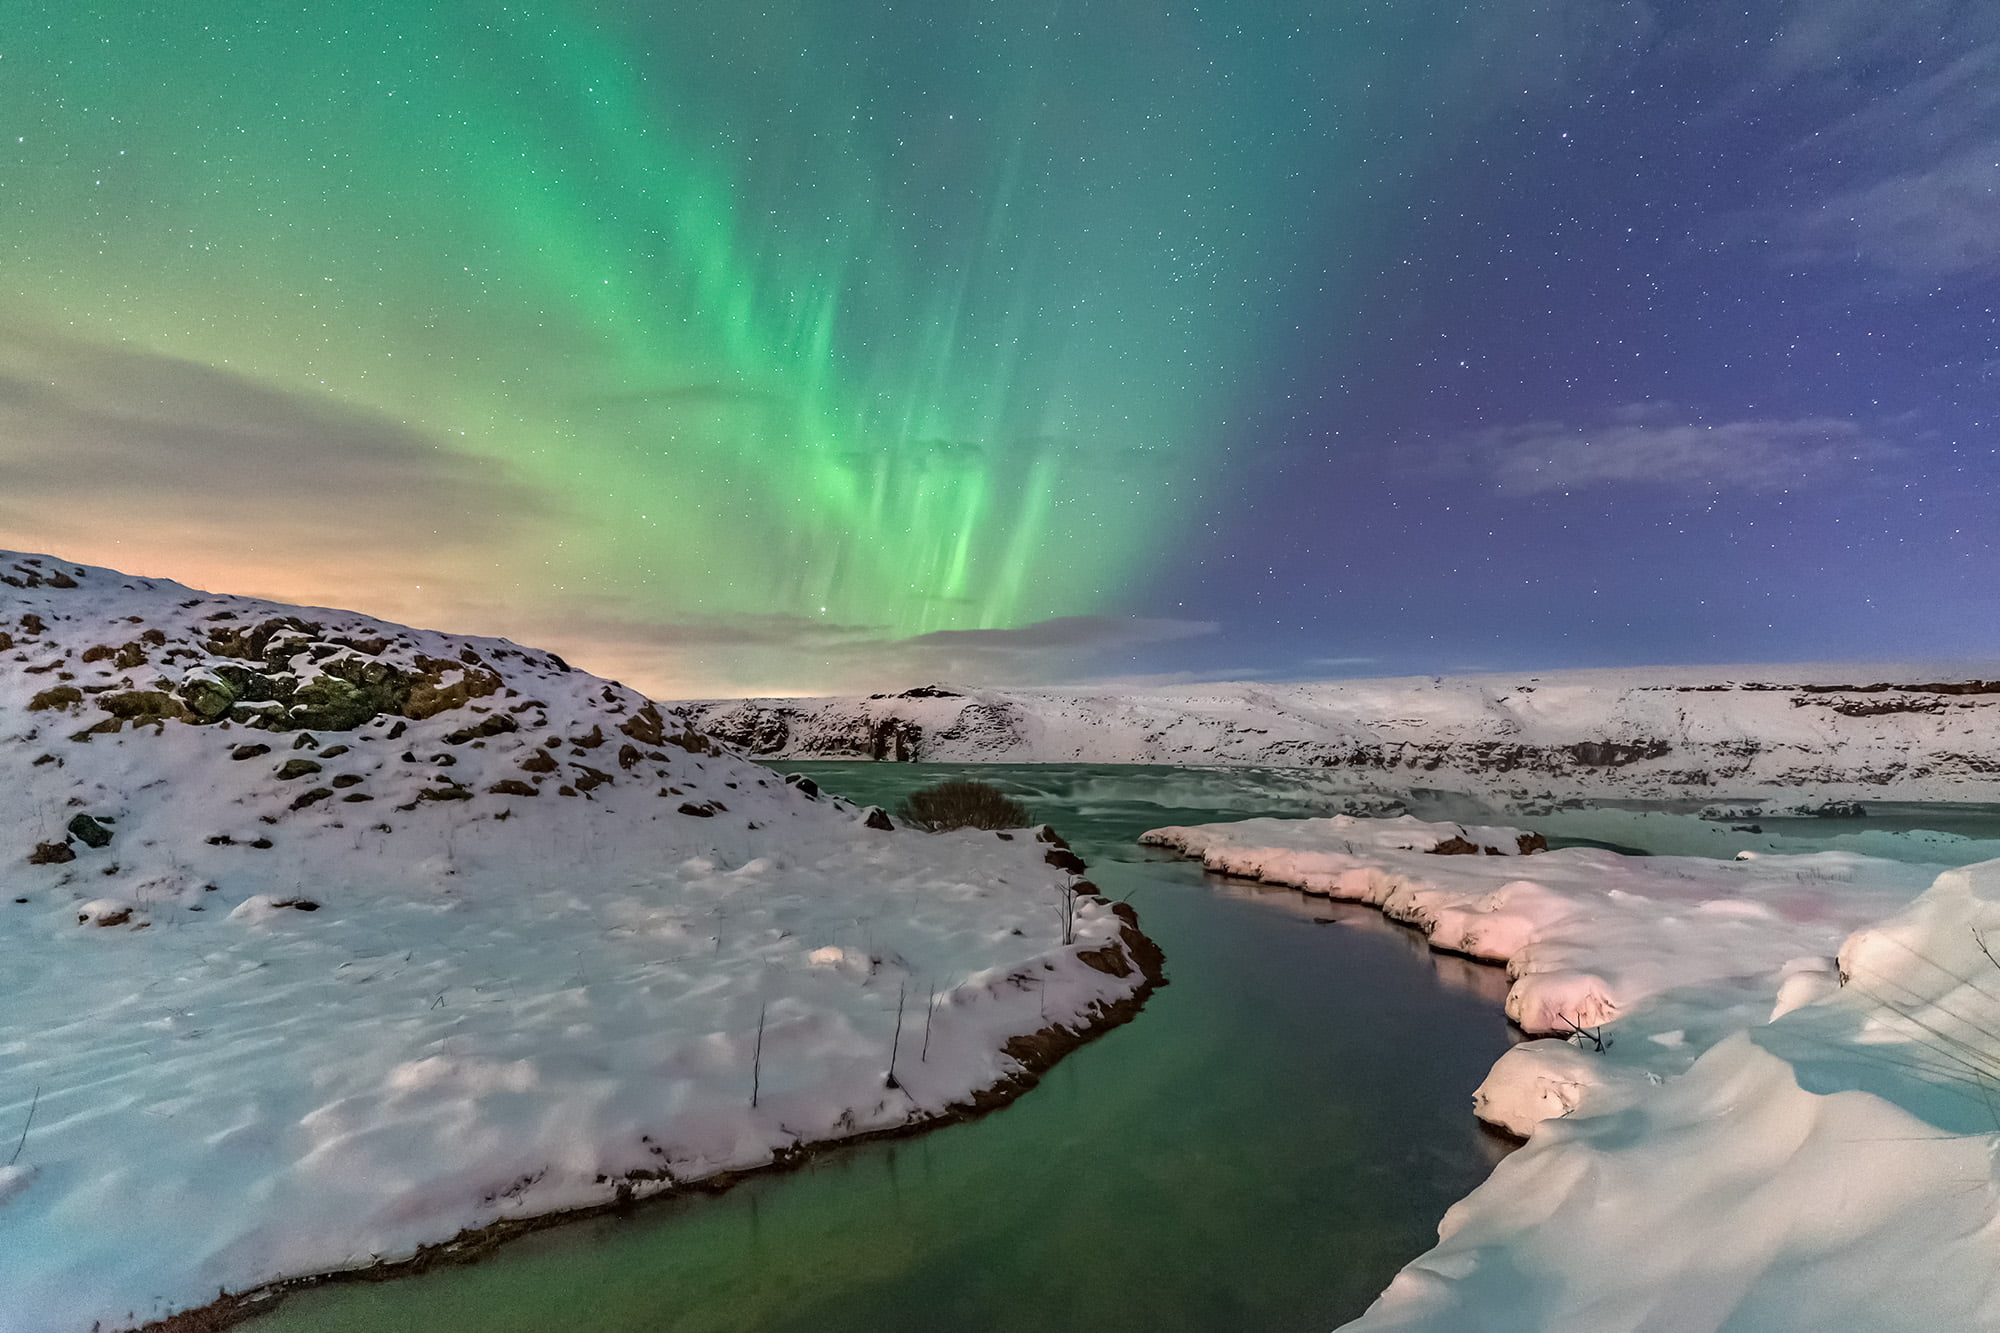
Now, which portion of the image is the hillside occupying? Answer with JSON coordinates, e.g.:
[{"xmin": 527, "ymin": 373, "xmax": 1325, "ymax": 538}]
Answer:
[
  {"xmin": 0, "ymin": 553, "xmax": 1159, "ymax": 1333},
  {"xmin": 682, "ymin": 670, "xmax": 2000, "ymax": 804}
]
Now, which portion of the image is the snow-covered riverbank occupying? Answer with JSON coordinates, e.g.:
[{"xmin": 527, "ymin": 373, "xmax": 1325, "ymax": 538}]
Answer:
[
  {"xmin": 1141, "ymin": 812, "xmax": 2000, "ymax": 1329},
  {"xmin": 0, "ymin": 555, "xmax": 1159, "ymax": 1333}
]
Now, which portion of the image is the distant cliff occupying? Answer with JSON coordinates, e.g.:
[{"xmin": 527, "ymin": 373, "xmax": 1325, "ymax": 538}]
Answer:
[{"xmin": 676, "ymin": 668, "xmax": 2000, "ymax": 803}]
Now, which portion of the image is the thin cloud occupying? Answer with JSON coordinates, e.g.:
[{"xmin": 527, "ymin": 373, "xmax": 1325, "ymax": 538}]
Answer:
[
  {"xmin": 507, "ymin": 609, "xmax": 1221, "ymax": 699},
  {"xmin": 1793, "ymin": 150, "xmax": 2000, "ymax": 281},
  {"xmin": 1771, "ymin": 27, "xmax": 2000, "ymax": 280},
  {"xmin": 0, "ymin": 326, "xmax": 551, "ymax": 604},
  {"xmin": 1473, "ymin": 408, "xmax": 1896, "ymax": 496}
]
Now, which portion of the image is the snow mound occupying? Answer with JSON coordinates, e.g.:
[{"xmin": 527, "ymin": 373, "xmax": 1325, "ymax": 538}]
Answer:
[{"xmin": 0, "ymin": 553, "xmax": 1159, "ymax": 1333}]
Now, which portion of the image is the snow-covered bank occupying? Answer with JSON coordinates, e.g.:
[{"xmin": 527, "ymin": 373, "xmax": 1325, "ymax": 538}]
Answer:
[
  {"xmin": 1140, "ymin": 815, "xmax": 1935, "ymax": 1059},
  {"xmin": 679, "ymin": 669, "xmax": 2000, "ymax": 805},
  {"xmin": 1350, "ymin": 862, "xmax": 2000, "ymax": 1332},
  {"xmin": 1140, "ymin": 812, "xmax": 2000, "ymax": 1329},
  {"xmin": 0, "ymin": 554, "xmax": 1160, "ymax": 1333}
]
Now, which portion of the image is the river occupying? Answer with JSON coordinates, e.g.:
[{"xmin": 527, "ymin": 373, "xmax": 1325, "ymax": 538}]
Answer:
[{"xmin": 250, "ymin": 763, "xmax": 1526, "ymax": 1332}]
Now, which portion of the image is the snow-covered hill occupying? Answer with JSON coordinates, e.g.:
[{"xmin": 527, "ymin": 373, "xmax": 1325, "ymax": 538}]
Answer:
[
  {"xmin": 681, "ymin": 669, "xmax": 2000, "ymax": 804},
  {"xmin": 0, "ymin": 553, "xmax": 1160, "ymax": 1333}
]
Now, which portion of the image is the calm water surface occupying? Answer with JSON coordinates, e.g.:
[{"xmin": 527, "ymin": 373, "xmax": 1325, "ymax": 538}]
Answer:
[{"xmin": 254, "ymin": 764, "xmax": 1524, "ymax": 1333}]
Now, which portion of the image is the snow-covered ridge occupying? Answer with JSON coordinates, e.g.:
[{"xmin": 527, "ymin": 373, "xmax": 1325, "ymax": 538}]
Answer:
[
  {"xmin": 678, "ymin": 670, "xmax": 2000, "ymax": 803},
  {"xmin": 0, "ymin": 553, "xmax": 1161, "ymax": 1333}
]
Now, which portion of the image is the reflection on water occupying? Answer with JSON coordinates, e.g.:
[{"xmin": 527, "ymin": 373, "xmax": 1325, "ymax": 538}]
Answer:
[
  {"xmin": 1205, "ymin": 881, "xmax": 1517, "ymax": 1009},
  {"xmin": 252, "ymin": 764, "xmax": 1524, "ymax": 1333}
]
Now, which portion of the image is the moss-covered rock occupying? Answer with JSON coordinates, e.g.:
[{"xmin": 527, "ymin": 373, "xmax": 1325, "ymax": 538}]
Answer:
[{"xmin": 28, "ymin": 686, "xmax": 83, "ymax": 712}]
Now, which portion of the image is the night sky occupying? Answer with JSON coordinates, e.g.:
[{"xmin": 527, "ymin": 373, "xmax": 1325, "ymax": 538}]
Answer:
[{"xmin": 2, "ymin": 2, "xmax": 1995, "ymax": 696}]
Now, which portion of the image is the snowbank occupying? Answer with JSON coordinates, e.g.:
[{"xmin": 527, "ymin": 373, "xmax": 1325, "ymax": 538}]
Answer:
[
  {"xmin": 0, "ymin": 554, "xmax": 1159, "ymax": 1333},
  {"xmin": 1348, "ymin": 860, "xmax": 2000, "ymax": 1331},
  {"xmin": 1140, "ymin": 815, "xmax": 1933, "ymax": 1046},
  {"xmin": 1142, "ymin": 811, "xmax": 2000, "ymax": 1330}
]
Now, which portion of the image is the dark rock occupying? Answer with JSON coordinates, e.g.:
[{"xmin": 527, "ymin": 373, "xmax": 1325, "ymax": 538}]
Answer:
[
  {"xmin": 1798, "ymin": 800, "xmax": 1867, "ymax": 818},
  {"xmin": 489, "ymin": 779, "xmax": 539, "ymax": 797},
  {"xmin": 678, "ymin": 801, "xmax": 716, "ymax": 818},
  {"xmin": 1564, "ymin": 739, "xmax": 1672, "ymax": 769},
  {"xmin": 230, "ymin": 743, "xmax": 272, "ymax": 761},
  {"xmin": 331, "ymin": 774, "xmax": 364, "ymax": 788},
  {"xmin": 289, "ymin": 786, "xmax": 334, "ymax": 811},
  {"xmin": 67, "ymin": 814, "xmax": 113, "ymax": 849},
  {"xmin": 276, "ymin": 758, "xmax": 322, "ymax": 781},
  {"xmin": 1044, "ymin": 848, "xmax": 1087, "ymax": 874},
  {"xmin": 444, "ymin": 713, "xmax": 519, "ymax": 745},
  {"xmin": 862, "ymin": 806, "xmax": 895, "ymax": 831},
  {"xmin": 618, "ymin": 704, "xmax": 667, "ymax": 747},
  {"xmin": 518, "ymin": 750, "xmax": 559, "ymax": 774},
  {"xmin": 28, "ymin": 841, "xmax": 75, "ymax": 865},
  {"xmin": 871, "ymin": 719, "xmax": 922, "ymax": 762},
  {"xmin": 784, "ymin": 774, "xmax": 819, "ymax": 799}
]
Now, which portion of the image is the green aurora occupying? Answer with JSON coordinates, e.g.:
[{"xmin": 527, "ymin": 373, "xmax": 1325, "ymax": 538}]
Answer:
[{"xmin": 1, "ymin": 1, "xmax": 1622, "ymax": 690}]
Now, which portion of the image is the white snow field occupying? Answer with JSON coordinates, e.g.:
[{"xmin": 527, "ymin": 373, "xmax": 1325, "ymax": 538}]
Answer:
[
  {"xmin": 0, "ymin": 554, "xmax": 1156, "ymax": 1333},
  {"xmin": 1141, "ymin": 814, "xmax": 2000, "ymax": 1331},
  {"xmin": 682, "ymin": 670, "xmax": 2000, "ymax": 805}
]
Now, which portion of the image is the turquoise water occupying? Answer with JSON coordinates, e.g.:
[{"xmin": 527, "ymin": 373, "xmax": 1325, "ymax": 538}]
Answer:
[{"xmin": 251, "ymin": 764, "xmax": 1523, "ymax": 1332}]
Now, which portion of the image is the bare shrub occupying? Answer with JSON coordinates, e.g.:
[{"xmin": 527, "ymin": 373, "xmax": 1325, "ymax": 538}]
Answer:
[{"xmin": 895, "ymin": 779, "xmax": 1030, "ymax": 832}]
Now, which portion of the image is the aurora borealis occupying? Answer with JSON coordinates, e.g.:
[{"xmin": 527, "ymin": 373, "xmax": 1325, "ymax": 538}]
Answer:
[{"xmin": 3, "ymin": 3, "xmax": 1997, "ymax": 693}]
